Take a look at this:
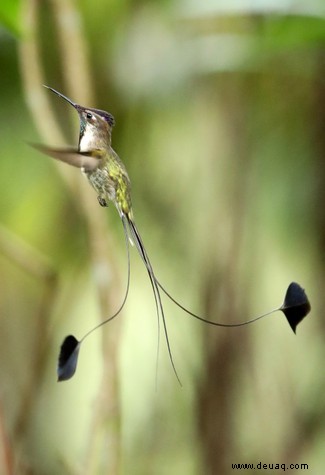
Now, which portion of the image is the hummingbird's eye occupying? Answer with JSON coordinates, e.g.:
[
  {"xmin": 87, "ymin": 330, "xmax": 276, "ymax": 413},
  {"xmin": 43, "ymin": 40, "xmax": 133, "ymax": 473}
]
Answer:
[{"xmin": 86, "ymin": 112, "xmax": 93, "ymax": 120}]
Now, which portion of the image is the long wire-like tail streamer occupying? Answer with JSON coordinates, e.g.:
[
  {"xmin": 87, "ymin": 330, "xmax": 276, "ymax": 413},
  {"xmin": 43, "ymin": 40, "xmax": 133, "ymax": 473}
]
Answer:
[
  {"xmin": 80, "ymin": 216, "xmax": 131, "ymax": 343},
  {"xmin": 156, "ymin": 279, "xmax": 278, "ymax": 327},
  {"xmin": 126, "ymin": 216, "xmax": 182, "ymax": 386}
]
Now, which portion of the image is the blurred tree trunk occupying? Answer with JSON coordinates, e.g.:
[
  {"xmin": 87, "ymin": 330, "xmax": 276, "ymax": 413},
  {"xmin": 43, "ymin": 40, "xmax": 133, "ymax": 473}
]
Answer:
[
  {"xmin": 313, "ymin": 51, "xmax": 325, "ymax": 289},
  {"xmin": 197, "ymin": 76, "xmax": 254, "ymax": 474}
]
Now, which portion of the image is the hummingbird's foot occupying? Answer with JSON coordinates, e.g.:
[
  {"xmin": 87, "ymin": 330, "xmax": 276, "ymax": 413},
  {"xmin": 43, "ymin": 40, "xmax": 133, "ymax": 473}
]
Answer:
[{"xmin": 97, "ymin": 196, "xmax": 108, "ymax": 207}]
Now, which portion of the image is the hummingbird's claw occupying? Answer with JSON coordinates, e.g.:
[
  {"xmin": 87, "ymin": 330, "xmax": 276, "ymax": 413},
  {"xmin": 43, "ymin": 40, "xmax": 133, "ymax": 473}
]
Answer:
[{"xmin": 97, "ymin": 196, "xmax": 108, "ymax": 207}]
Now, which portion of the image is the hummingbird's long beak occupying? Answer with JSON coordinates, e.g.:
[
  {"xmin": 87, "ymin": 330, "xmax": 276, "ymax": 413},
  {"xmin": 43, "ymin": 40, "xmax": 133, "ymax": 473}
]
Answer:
[{"xmin": 43, "ymin": 85, "xmax": 78, "ymax": 109}]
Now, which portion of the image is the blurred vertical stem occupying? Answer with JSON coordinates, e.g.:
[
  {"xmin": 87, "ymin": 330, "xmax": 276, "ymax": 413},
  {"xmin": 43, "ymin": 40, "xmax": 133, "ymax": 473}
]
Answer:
[
  {"xmin": 197, "ymin": 76, "xmax": 254, "ymax": 474},
  {"xmin": 0, "ymin": 401, "xmax": 14, "ymax": 475},
  {"xmin": 0, "ymin": 223, "xmax": 58, "ymax": 452},
  {"xmin": 18, "ymin": 0, "xmax": 122, "ymax": 473}
]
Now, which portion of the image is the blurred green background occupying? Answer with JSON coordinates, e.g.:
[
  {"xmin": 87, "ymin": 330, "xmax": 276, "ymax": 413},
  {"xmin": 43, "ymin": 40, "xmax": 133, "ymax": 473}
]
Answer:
[{"xmin": 0, "ymin": 0, "xmax": 324, "ymax": 474}]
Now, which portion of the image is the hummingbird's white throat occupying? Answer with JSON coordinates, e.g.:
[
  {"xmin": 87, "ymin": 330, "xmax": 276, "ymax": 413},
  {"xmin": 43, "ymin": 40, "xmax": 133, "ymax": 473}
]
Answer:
[{"xmin": 79, "ymin": 123, "xmax": 98, "ymax": 152}]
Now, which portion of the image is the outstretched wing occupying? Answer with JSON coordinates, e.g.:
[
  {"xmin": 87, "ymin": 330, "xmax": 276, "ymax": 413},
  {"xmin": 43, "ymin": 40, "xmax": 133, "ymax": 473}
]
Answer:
[{"xmin": 31, "ymin": 143, "xmax": 101, "ymax": 172}]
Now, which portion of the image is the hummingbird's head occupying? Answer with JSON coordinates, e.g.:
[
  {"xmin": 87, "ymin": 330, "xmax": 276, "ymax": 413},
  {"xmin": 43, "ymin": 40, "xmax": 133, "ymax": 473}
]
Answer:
[
  {"xmin": 44, "ymin": 85, "xmax": 115, "ymax": 150},
  {"xmin": 76, "ymin": 106, "xmax": 115, "ymax": 151}
]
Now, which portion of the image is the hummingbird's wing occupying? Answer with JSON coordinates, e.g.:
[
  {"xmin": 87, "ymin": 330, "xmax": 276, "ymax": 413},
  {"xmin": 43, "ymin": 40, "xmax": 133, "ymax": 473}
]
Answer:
[{"xmin": 31, "ymin": 144, "xmax": 101, "ymax": 171}]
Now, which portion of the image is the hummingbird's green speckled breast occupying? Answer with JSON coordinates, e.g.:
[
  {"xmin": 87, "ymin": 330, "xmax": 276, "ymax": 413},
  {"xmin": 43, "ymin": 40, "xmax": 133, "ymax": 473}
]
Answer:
[
  {"xmin": 85, "ymin": 149, "xmax": 132, "ymax": 217},
  {"xmin": 86, "ymin": 166, "xmax": 116, "ymax": 202}
]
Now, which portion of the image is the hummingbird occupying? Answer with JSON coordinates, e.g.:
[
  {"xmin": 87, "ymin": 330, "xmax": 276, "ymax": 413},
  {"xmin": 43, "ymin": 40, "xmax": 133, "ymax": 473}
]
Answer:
[{"xmin": 33, "ymin": 86, "xmax": 311, "ymax": 382}]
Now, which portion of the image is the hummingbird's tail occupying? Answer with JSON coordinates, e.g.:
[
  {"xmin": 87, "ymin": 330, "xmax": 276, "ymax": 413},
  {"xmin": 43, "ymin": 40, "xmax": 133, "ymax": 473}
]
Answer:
[
  {"xmin": 124, "ymin": 214, "xmax": 182, "ymax": 386},
  {"xmin": 125, "ymin": 218, "xmax": 311, "ymax": 335},
  {"xmin": 125, "ymin": 214, "xmax": 278, "ymax": 330}
]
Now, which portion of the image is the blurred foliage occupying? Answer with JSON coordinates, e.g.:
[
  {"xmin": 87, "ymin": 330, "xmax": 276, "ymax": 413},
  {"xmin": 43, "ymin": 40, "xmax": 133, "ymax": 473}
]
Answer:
[
  {"xmin": 0, "ymin": 0, "xmax": 324, "ymax": 474},
  {"xmin": 0, "ymin": 0, "xmax": 21, "ymax": 36}
]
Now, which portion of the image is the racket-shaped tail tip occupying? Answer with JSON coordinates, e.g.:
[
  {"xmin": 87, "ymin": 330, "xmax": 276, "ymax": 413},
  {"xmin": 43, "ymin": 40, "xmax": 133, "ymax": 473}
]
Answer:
[
  {"xmin": 280, "ymin": 282, "xmax": 311, "ymax": 334},
  {"xmin": 57, "ymin": 335, "xmax": 81, "ymax": 382}
]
